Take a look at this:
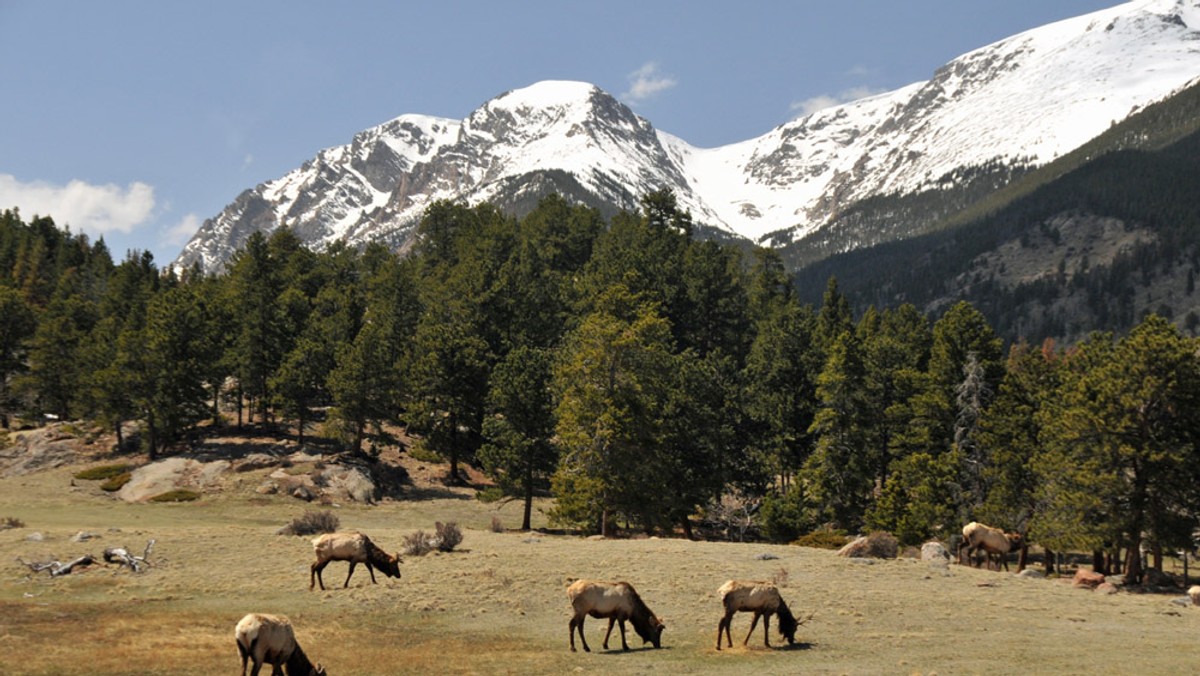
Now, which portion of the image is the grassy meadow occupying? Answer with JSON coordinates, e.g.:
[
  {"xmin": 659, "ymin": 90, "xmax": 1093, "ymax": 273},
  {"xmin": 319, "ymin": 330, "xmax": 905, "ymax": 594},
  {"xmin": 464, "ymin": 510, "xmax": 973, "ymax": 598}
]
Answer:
[{"xmin": 0, "ymin": 458, "xmax": 1196, "ymax": 675}]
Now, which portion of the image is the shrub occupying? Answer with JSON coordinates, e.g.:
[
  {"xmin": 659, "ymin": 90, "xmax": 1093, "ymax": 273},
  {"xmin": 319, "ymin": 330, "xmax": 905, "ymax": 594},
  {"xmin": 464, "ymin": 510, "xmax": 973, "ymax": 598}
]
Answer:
[
  {"xmin": 793, "ymin": 530, "xmax": 851, "ymax": 550},
  {"xmin": 0, "ymin": 516, "xmax": 25, "ymax": 529},
  {"xmin": 490, "ymin": 515, "xmax": 505, "ymax": 533},
  {"xmin": 475, "ymin": 486, "xmax": 504, "ymax": 503},
  {"xmin": 148, "ymin": 489, "xmax": 201, "ymax": 503},
  {"xmin": 279, "ymin": 510, "xmax": 340, "ymax": 536},
  {"xmin": 435, "ymin": 521, "xmax": 463, "ymax": 552},
  {"xmin": 863, "ymin": 531, "xmax": 899, "ymax": 558},
  {"xmin": 407, "ymin": 443, "xmax": 443, "ymax": 464},
  {"xmin": 100, "ymin": 472, "xmax": 132, "ymax": 492},
  {"xmin": 758, "ymin": 485, "xmax": 818, "ymax": 543},
  {"xmin": 403, "ymin": 529, "xmax": 434, "ymax": 556},
  {"xmin": 771, "ymin": 567, "xmax": 789, "ymax": 587},
  {"xmin": 74, "ymin": 464, "xmax": 133, "ymax": 481}
]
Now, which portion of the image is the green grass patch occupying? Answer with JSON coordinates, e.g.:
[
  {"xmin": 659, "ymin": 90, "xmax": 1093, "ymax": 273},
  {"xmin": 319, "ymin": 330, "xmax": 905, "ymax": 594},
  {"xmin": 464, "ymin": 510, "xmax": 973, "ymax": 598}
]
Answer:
[
  {"xmin": 74, "ymin": 463, "xmax": 133, "ymax": 481},
  {"xmin": 407, "ymin": 441, "xmax": 443, "ymax": 464},
  {"xmin": 148, "ymin": 489, "xmax": 201, "ymax": 503},
  {"xmin": 282, "ymin": 463, "xmax": 314, "ymax": 476},
  {"xmin": 99, "ymin": 472, "xmax": 132, "ymax": 492},
  {"xmin": 792, "ymin": 530, "xmax": 850, "ymax": 550},
  {"xmin": 475, "ymin": 486, "xmax": 504, "ymax": 503}
]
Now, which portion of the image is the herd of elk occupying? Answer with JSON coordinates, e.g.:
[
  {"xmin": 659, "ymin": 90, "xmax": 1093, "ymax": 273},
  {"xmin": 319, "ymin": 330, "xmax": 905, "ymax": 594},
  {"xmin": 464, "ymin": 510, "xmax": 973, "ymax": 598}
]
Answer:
[{"xmin": 237, "ymin": 520, "xmax": 1051, "ymax": 670}]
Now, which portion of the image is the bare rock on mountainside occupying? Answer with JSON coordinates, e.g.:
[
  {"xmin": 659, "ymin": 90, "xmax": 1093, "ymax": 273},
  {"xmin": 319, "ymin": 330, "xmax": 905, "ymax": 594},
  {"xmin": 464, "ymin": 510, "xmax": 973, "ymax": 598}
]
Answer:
[
  {"xmin": 0, "ymin": 425, "xmax": 86, "ymax": 477},
  {"xmin": 258, "ymin": 462, "xmax": 380, "ymax": 504},
  {"xmin": 117, "ymin": 457, "xmax": 230, "ymax": 502},
  {"xmin": 838, "ymin": 532, "xmax": 899, "ymax": 559}
]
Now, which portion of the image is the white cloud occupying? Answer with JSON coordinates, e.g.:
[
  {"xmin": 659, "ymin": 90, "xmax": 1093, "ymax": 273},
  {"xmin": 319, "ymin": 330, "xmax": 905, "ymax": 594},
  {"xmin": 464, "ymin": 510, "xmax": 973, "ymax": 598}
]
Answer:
[
  {"xmin": 0, "ymin": 174, "xmax": 155, "ymax": 236},
  {"xmin": 622, "ymin": 62, "xmax": 677, "ymax": 104},
  {"xmin": 790, "ymin": 86, "xmax": 886, "ymax": 117},
  {"xmin": 164, "ymin": 213, "xmax": 203, "ymax": 246}
]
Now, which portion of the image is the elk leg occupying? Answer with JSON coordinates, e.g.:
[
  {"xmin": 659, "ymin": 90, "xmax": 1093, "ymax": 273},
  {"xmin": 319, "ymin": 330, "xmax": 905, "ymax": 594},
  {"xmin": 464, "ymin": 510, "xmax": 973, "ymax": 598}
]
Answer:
[
  {"xmin": 716, "ymin": 613, "xmax": 732, "ymax": 650},
  {"xmin": 618, "ymin": 618, "xmax": 629, "ymax": 651},
  {"xmin": 763, "ymin": 613, "xmax": 771, "ymax": 647},
  {"xmin": 311, "ymin": 560, "xmax": 329, "ymax": 591},
  {"xmin": 344, "ymin": 561, "xmax": 357, "ymax": 588},
  {"xmin": 569, "ymin": 617, "xmax": 577, "ymax": 652},
  {"xmin": 366, "ymin": 561, "xmax": 378, "ymax": 584},
  {"xmin": 602, "ymin": 617, "xmax": 615, "ymax": 650},
  {"xmin": 743, "ymin": 612, "xmax": 761, "ymax": 645},
  {"xmin": 571, "ymin": 615, "xmax": 590, "ymax": 653}
]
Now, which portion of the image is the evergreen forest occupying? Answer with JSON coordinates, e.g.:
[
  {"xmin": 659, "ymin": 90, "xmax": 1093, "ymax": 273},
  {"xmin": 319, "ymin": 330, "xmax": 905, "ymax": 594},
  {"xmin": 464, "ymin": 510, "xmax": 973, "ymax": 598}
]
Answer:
[{"xmin": 3, "ymin": 189, "xmax": 1199, "ymax": 584}]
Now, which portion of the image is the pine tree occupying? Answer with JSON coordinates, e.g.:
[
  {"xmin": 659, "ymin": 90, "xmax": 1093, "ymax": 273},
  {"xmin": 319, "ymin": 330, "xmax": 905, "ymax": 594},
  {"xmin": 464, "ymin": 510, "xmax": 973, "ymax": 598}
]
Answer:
[
  {"xmin": 1035, "ymin": 316, "xmax": 1200, "ymax": 581},
  {"xmin": 550, "ymin": 283, "xmax": 676, "ymax": 534},
  {"xmin": 976, "ymin": 339, "xmax": 1061, "ymax": 570},
  {"xmin": 0, "ymin": 286, "xmax": 36, "ymax": 428},
  {"xmin": 404, "ymin": 297, "xmax": 490, "ymax": 480},
  {"xmin": 742, "ymin": 300, "xmax": 821, "ymax": 491},
  {"xmin": 478, "ymin": 345, "xmax": 558, "ymax": 530},
  {"xmin": 804, "ymin": 329, "xmax": 873, "ymax": 531}
]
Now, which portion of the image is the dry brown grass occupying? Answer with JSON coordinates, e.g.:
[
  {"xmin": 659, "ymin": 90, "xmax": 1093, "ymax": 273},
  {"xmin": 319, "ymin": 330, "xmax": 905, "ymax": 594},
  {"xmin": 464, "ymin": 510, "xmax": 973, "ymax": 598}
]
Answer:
[{"xmin": 1, "ymin": 459, "xmax": 1198, "ymax": 674}]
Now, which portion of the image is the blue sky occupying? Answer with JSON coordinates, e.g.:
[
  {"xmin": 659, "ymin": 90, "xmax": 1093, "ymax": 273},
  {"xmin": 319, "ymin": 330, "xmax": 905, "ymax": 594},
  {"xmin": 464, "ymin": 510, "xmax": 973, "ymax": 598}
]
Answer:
[{"xmin": 0, "ymin": 0, "xmax": 1123, "ymax": 265}]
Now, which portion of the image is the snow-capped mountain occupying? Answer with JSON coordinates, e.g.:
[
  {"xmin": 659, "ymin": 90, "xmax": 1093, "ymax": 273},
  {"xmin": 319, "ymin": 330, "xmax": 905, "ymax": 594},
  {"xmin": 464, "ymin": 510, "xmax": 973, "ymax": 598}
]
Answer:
[{"xmin": 175, "ymin": 0, "xmax": 1200, "ymax": 273}]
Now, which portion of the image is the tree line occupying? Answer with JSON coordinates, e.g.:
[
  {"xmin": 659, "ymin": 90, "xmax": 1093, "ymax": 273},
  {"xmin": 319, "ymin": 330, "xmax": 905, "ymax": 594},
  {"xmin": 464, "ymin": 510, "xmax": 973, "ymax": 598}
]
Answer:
[{"xmin": 2, "ymin": 193, "xmax": 1198, "ymax": 582}]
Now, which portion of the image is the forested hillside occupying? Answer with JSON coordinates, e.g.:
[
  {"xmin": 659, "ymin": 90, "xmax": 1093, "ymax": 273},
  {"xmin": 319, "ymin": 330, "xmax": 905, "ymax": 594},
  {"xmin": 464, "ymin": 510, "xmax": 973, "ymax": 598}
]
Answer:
[
  {"xmin": 3, "ymin": 190, "xmax": 1199, "ymax": 582},
  {"xmin": 793, "ymin": 79, "xmax": 1200, "ymax": 343}
]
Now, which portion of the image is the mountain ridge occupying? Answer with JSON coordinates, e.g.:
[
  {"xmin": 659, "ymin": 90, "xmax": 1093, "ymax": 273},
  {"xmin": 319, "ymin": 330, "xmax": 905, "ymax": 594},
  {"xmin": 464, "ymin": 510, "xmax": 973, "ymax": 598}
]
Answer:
[{"xmin": 174, "ymin": 0, "xmax": 1200, "ymax": 273}]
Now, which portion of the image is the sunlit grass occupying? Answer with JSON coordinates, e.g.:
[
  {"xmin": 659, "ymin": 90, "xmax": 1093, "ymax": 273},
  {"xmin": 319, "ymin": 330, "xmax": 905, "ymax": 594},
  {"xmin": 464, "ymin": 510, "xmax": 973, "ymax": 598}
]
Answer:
[{"xmin": 0, "ymin": 462, "xmax": 1197, "ymax": 674}]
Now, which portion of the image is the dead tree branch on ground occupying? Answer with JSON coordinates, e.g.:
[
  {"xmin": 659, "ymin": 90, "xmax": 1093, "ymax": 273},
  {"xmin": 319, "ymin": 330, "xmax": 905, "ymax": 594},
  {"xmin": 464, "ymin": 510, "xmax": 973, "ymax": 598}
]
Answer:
[
  {"xmin": 17, "ymin": 554, "xmax": 98, "ymax": 576},
  {"xmin": 103, "ymin": 538, "xmax": 156, "ymax": 572}
]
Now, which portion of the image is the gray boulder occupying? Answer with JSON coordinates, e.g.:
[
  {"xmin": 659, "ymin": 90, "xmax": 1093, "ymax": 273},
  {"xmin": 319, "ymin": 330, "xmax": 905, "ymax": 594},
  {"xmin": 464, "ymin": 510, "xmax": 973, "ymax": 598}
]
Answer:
[{"xmin": 921, "ymin": 541, "xmax": 950, "ymax": 562}]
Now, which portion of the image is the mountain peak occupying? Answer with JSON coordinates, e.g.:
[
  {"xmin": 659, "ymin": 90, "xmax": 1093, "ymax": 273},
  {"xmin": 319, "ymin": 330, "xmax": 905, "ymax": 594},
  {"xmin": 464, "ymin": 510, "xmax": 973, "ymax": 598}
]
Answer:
[{"xmin": 488, "ymin": 80, "xmax": 604, "ymax": 111}]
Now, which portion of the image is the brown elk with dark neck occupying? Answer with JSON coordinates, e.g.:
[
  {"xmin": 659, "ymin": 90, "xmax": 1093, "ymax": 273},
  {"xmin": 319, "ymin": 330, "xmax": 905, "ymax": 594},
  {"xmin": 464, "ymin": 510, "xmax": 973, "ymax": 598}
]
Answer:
[
  {"xmin": 958, "ymin": 521, "xmax": 1023, "ymax": 571},
  {"xmin": 716, "ymin": 580, "xmax": 799, "ymax": 650},
  {"xmin": 235, "ymin": 613, "xmax": 326, "ymax": 676},
  {"xmin": 309, "ymin": 531, "xmax": 401, "ymax": 591},
  {"xmin": 567, "ymin": 579, "xmax": 665, "ymax": 652}
]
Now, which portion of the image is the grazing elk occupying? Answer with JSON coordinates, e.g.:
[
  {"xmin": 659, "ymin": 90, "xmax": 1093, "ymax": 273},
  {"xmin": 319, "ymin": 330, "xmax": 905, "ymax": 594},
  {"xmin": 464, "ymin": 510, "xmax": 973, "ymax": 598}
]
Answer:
[
  {"xmin": 310, "ymin": 531, "xmax": 401, "ymax": 591},
  {"xmin": 567, "ymin": 579, "xmax": 665, "ymax": 652},
  {"xmin": 235, "ymin": 613, "xmax": 326, "ymax": 676},
  {"xmin": 715, "ymin": 580, "xmax": 799, "ymax": 650},
  {"xmin": 958, "ymin": 521, "xmax": 1023, "ymax": 571}
]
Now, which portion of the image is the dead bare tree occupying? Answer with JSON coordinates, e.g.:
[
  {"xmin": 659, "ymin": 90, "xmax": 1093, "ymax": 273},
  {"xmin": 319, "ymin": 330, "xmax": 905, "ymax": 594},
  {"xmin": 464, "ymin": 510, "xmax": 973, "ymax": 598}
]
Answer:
[
  {"xmin": 103, "ymin": 539, "xmax": 156, "ymax": 572},
  {"xmin": 18, "ymin": 554, "xmax": 98, "ymax": 576}
]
